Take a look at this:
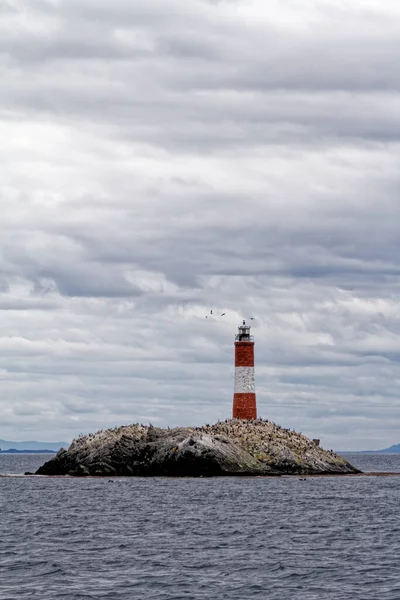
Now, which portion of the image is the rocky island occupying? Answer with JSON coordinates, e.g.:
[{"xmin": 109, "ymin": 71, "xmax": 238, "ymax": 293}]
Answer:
[{"xmin": 35, "ymin": 419, "xmax": 359, "ymax": 477}]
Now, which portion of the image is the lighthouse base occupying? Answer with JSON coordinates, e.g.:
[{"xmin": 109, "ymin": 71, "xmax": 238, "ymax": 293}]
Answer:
[{"xmin": 233, "ymin": 393, "xmax": 257, "ymax": 420}]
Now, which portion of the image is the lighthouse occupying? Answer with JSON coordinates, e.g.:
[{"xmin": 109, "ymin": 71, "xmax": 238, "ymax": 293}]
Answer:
[{"xmin": 232, "ymin": 320, "xmax": 257, "ymax": 420}]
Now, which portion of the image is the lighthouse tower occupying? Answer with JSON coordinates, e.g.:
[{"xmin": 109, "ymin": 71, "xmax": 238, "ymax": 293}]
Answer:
[{"xmin": 233, "ymin": 320, "xmax": 257, "ymax": 420}]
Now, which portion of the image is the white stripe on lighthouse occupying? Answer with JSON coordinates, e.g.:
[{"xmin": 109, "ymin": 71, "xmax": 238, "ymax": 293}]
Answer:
[{"xmin": 234, "ymin": 367, "xmax": 255, "ymax": 393}]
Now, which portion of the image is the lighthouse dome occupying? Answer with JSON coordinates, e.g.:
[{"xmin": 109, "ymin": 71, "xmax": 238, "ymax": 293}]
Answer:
[{"xmin": 236, "ymin": 321, "xmax": 252, "ymax": 342}]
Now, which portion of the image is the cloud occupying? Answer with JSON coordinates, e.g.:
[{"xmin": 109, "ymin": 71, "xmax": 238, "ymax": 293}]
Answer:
[{"xmin": 0, "ymin": 0, "xmax": 399, "ymax": 449}]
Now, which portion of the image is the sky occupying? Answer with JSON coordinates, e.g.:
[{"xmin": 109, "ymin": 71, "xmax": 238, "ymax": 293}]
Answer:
[{"xmin": 1, "ymin": 0, "xmax": 400, "ymax": 450}]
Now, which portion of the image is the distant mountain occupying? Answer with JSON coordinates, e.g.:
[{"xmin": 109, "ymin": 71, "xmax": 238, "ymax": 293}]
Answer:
[
  {"xmin": 373, "ymin": 444, "xmax": 400, "ymax": 453},
  {"xmin": 0, "ymin": 439, "xmax": 68, "ymax": 452},
  {"xmin": 343, "ymin": 444, "xmax": 400, "ymax": 454},
  {"xmin": 0, "ymin": 449, "xmax": 56, "ymax": 454}
]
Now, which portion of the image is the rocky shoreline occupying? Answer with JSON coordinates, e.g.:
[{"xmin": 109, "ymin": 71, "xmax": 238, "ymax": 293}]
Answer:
[{"xmin": 35, "ymin": 419, "xmax": 360, "ymax": 477}]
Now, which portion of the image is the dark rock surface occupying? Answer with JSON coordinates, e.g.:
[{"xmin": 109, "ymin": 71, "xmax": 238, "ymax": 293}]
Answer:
[{"xmin": 36, "ymin": 419, "xmax": 360, "ymax": 477}]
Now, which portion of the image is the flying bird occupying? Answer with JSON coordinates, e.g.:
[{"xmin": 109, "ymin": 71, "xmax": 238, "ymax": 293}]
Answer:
[
  {"xmin": 221, "ymin": 313, "xmax": 226, "ymax": 316},
  {"xmin": 210, "ymin": 310, "xmax": 213, "ymax": 314}
]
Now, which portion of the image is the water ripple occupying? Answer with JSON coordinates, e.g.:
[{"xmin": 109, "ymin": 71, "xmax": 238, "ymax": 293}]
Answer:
[{"xmin": 1, "ymin": 455, "xmax": 400, "ymax": 599}]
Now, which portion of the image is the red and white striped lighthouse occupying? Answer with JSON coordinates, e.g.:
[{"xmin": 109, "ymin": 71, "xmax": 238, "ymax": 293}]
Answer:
[{"xmin": 232, "ymin": 320, "xmax": 257, "ymax": 420}]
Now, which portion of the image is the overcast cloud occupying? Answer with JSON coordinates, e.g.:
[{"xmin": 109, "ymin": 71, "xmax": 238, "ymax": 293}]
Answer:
[{"xmin": 1, "ymin": 0, "xmax": 400, "ymax": 450}]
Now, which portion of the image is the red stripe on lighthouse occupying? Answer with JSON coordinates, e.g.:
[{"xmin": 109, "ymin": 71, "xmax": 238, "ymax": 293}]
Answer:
[
  {"xmin": 234, "ymin": 342, "xmax": 254, "ymax": 367},
  {"xmin": 233, "ymin": 393, "xmax": 256, "ymax": 420}
]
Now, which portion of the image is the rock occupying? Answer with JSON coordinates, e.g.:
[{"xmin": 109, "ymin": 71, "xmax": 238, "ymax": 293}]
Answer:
[{"xmin": 35, "ymin": 419, "xmax": 360, "ymax": 477}]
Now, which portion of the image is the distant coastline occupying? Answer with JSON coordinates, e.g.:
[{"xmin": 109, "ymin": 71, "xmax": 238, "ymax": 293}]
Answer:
[
  {"xmin": 0, "ymin": 439, "xmax": 67, "ymax": 452},
  {"xmin": 340, "ymin": 444, "xmax": 400, "ymax": 454},
  {"xmin": 0, "ymin": 449, "xmax": 57, "ymax": 454}
]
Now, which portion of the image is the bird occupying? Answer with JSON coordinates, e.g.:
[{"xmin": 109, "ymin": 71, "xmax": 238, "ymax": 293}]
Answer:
[
  {"xmin": 221, "ymin": 313, "xmax": 226, "ymax": 316},
  {"xmin": 250, "ymin": 317, "xmax": 254, "ymax": 320},
  {"xmin": 210, "ymin": 310, "xmax": 213, "ymax": 314}
]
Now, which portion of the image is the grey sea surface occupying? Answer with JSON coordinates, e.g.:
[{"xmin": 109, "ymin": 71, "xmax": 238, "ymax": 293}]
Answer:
[
  {"xmin": 341, "ymin": 452, "xmax": 400, "ymax": 473},
  {"xmin": 1, "ymin": 453, "xmax": 400, "ymax": 599}
]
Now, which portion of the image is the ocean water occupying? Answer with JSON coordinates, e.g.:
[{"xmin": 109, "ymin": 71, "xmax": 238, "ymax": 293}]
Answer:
[
  {"xmin": 341, "ymin": 452, "xmax": 400, "ymax": 473},
  {"xmin": 1, "ymin": 454, "xmax": 400, "ymax": 600}
]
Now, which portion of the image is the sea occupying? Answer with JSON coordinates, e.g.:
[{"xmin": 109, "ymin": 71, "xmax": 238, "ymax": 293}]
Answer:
[{"xmin": 1, "ymin": 453, "xmax": 400, "ymax": 600}]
